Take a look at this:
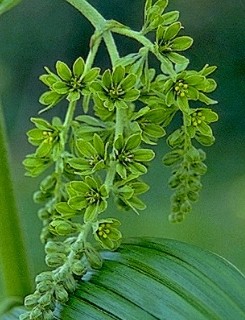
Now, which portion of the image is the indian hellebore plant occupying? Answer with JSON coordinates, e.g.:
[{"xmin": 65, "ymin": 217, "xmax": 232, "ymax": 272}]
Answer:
[{"xmin": 6, "ymin": 0, "xmax": 219, "ymax": 319}]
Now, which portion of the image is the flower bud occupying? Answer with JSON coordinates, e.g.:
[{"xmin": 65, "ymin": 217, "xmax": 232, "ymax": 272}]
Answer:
[
  {"xmin": 54, "ymin": 285, "xmax": 69, "ymax": 302},
  {"xmin": 24, "ymin": 293, "xmax": 40, "ymax": 309},
  {"xmin": 84, "ymin": 243, "xmax": 103, "ymax": 269},
  {"xmin": 72, "ymin": 260, "xmax": 87, "ymax": 276}
]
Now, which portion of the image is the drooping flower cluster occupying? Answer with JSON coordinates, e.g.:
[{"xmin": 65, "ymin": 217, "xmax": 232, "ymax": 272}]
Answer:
[{"xmin": 21, "ymin": 0, "xmax": 219, "ymax": 319}]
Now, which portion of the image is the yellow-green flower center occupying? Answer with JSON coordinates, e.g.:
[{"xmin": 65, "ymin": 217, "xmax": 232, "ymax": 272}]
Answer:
[
  {"xmin": 191, "ymin": 111, "xmax": 206, "ymax": 126},
  {"xmin": 42, "ymin": 131, "xmax": 55, "ymax": 143},
  {"xmin": 97, "ymin": 223, "xmax": 111, "ymax": 239},
  {"xmin": 174, "ymin": 81, "xmax": 188, "ymax": 97}
]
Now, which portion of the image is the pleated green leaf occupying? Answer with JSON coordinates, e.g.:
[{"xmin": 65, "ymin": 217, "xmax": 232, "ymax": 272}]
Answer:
[
  {"xmin": 56, "ymin": 238, "xmax": 245, "ymax": 320},
  {"xmin": 2, "ymin": 238, "xmax": 245, "ymax": 320}
]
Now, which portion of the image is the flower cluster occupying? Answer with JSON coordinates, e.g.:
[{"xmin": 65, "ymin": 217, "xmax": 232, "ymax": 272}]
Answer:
[{"xmin": 21, "ymin": 0, "xmax": 219, "ymax": 318}]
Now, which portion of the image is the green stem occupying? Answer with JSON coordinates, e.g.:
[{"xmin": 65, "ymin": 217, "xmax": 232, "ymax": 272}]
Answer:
[
  {"xmin": 111, "ymin": 27, "xmax": 155, "ymax": 53},
  {"xmin": 0, "ymin": 103, "xmax": 32, "ymax": 304},
  {"xmin": 65, "ymin": 0, "xmax": 119, "ymax": 65},
  {"xmin": 54, "ymin": 100, "xmax": 77, "ymax": 198},
  {"xmin": 65, "ymin": 0, "xmax": 105, "ymax": 28},
  {"xmin": 103, "ymin": 31, "xmax": 119, "ymax": 65}
]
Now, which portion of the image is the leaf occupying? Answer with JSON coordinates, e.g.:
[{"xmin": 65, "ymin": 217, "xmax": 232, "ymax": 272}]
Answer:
[
  {"xmin": 4, "ymin": 238, "xmax": 245, "ymax": 320},
  {"xmin": 0, "ymin": 0, "xmax": 21, "ymax": 16},
  {"xmin": 55, "ymin": 238, "xmax": 245, "ymax": 319}
]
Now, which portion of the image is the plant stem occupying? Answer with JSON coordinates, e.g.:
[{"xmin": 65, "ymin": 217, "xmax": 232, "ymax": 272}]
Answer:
[
  {"xmin": 54, "ymin": 100, "xmax": 77, "ymax": 200},
  {"xmin": 111, "ymin": 27, "xmax": 155, "ymax": 53},
  {"xmin": 0, "ymin": 103, "xmax": 32, "ymax": 303},
  {"xmin": 65, "ymin": 0, "xmax": 105, "ymax": 29}
]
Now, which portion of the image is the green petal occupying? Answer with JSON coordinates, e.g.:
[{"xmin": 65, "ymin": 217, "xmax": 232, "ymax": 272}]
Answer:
[
  {"xmin": 112, "ymin": 66, "xmax": 125, "ymax": 85},
  {"xmin": 198, "ymin": 122, "xmax": 213, "ymax": 137},
  {"xmin": 83, "ymin": 68, "xmax": 100, "ymax": 83},
  {"xmin": 55, "ymin": 202, "xmax": 78, "ymax": 218},
  {"xmin": 52, "ymin": 81, "xmax": 69, "ymax": 94},
  {"xmin": 177, "ymin": 96, "xmax": 189, "ymax": 113},
  {"xmin": 27, "ymin": 128, "xmax": 45, "ymax": 141},
  {"xmin": 67, "ymin": 91, "xmax": 80, "ymax": 102},
  {"xmin": 84, "ymin": 205, "xmax": 98, "ymax": 222},
  {"xmin": 116, "ymin": 163, "xmax": 127, "ymax": 180},
  {"xmin": 133, "ymin": 149, "xmax": 155, "ymax": 162},
  {"xmin": 39, "ymin": 91, "xmax": 62, "ymax": 106},
  {"xmin": 120, "ymin": 74, "xmax": 137, "ymax": 90},
  {"xmin": 166, "ymin": 90, "xmax": 175, "ymax": 106},
  {"xmin": 161, "ymin": 10, "xmax": 179, "ymax": 26},
  {"xmin": 85, "ymin": 176, "xmax": 98, "ymax": 190},
  {"xmin": 69, "ymin": 181, "xmax": 89, "ymax": 193},
  {"xmin": 198, "ymin": 92, "xmax": 217, "ymax": 105},
  {"xmin": 168, "ymin": 52, "xmax": 189, "ymax": 65},
  {"xmin": 30, "ymin": 117, "xmax": 52, "ymax": 130},
  {"xmin": 93, "ymin": 134, "xmax": 105, "ymax": 156},
  {"xmin": 144, "ymin": 124, "xmax": 165, "ymax": 138},
  {"xmin": 185, "ymin": 75, "xmax": 205, "ymax": 86},
  {"xmin": 202, "ymin": 109, "xmax": 218, "ymax": 122},
  {"xmin": 102, "ymin": 69, "xmax": 112, "ymax": 88},
  {"xmin": 171, "ymin": 36, "xmax": 193, "ymax": 51},
  {"xmin": 56, "ymin": 61, "xmax": 72, "ymax": 81},
  {"xmin": 187, "ymin": 87, "xmax": 199, "ymax": 100},
  {"xmin": 76, "ymin": 139, "xmax": 97, "ymax": 158},
  {"xmin": 125, "ymin": 134, "xmax": 142, "ymax": 151},
  {"xmin": 72, "ymin": 57, "xmax": 85, "ymax": 78},
  {"xmin": 129, "ymin": 162, "xmax": 147, "ymax": 175},
  {"xmin": 35, "ymin": 140, "xmax": 53, "ymax": 157},
  {"xmin": 123, "ymin": 89, "xmax": 140, "ymax": 101},
  {"xmin": 164, "ymin": 22, "xmax": 182, "ymax": 41},
  {"xmin": 68, "ymin": 196, "xmax": 87, "ymax": 210}
]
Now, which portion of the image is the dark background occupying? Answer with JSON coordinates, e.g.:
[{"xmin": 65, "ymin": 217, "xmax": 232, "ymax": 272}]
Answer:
[{"xmin": 0, "ymin": 0, "xmax": 245, "ymax": 296}]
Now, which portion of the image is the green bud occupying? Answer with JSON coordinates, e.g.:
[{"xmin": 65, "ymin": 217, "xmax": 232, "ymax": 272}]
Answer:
[
  {"xmin": 63, "ymin": 274, "xmax": 77, "ymax": 292},
  {"xmin": 162, "ymin": 149, "xmax": 183, "ymax": 166},
  {"xmin": 35, "ymin": 272, "xmax": 53, "ymax": 283},
  {"xmin": 49, "ymin": 219, "xmax": 78, "ymax": 236},
  {"xmin": 54, "ymin": 285, "xmax": 69, "ymax": 303},
  {"xmin": 72, "ymin": 260, "xmax": 87, "ymax": 276},
  {"xmin": 37, "ymin": 208, "xmax": 50, "ymax": 220},
  {"xmin": 84, "ymin": 242, "xmax": 103, "ymax": 269},
  {"xmin": 30, "ymin": 306, "xmax": 42, "ymax": 320},
  {"xmin": 36, "ymin": 280, "xmax": 52, "ymax": 293},
  {"xmin": 45, "ymin": 252, "xmax": 66, "ymax": 268},
  {"xmin": 38, "ymin": 292, "xmax": 52, "ymax": 307},
  {"xmin": 33, "ymin": 190, "xmax": 51, "ymax": 203},
  {"xmin": 40, "ymin": 175, "xmax": 56, "ymax": 193},
  {"xmin": 45, "ymin": 241, "xmax": 67, "ymax": 254},
  {"xmin": 24, "ymin": 293, "xmax": 40, "ymax": 309}
]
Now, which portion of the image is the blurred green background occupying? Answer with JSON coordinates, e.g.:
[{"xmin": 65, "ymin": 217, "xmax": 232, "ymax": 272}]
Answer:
[{"xmin": 0, "ymin": 0, "xmax": 245, "ymax": 298}]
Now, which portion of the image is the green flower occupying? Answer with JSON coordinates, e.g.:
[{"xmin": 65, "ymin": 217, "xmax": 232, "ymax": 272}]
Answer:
[
  {"xmin": 49, "ymin": 218, "xmax": 80, "ymax": 236},
  {"xmin": 39, "ymin": 57, "xmax": 100, "ymax": 112},
  {"xmin": 114, "ymin": 178, "xmax": 149, "ymax": 214},
  {"xmin": 26, "ymin": 117, "xmax": 62, "ymax": 159},
  {"xmin": 66, "ymin": 177, "xmax": 108, "ymax": 222},
  {"xmin": 93, "ymin": 218, "xmax": 122, "ymax": 250},
  {"xmin": 131, "ymin": 106, "xmax": 166, "ymax": 144},
  {"xmin": 187, "ymin": 108, "xmax": 218, "ymax": 144},
  {"xmin": 163, "ymin": 65, "xmax": 217, "ymax": 113},
  {"xmin": 114, "ymin": 133, "xmax": 155, "ymax": 179},
  {"xmin": 156, "ymin": 22, "xmax": 193, "ymax": 65},
  {"xmin": 91, "ymin": 65, "xmax": 140, "ymax": 110},
  {"xmin": 68, "ymin": 133, "xmax": 108, "ymax": 175},
  {"xmin": 23, "ymin": 154, "xmax": 52, "ymax": 177}
]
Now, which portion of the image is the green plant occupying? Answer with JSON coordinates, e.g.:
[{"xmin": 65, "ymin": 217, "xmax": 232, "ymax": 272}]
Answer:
[{"xmin": 0, "ymin": 1, "xmax": 244, "ymax": 320}]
